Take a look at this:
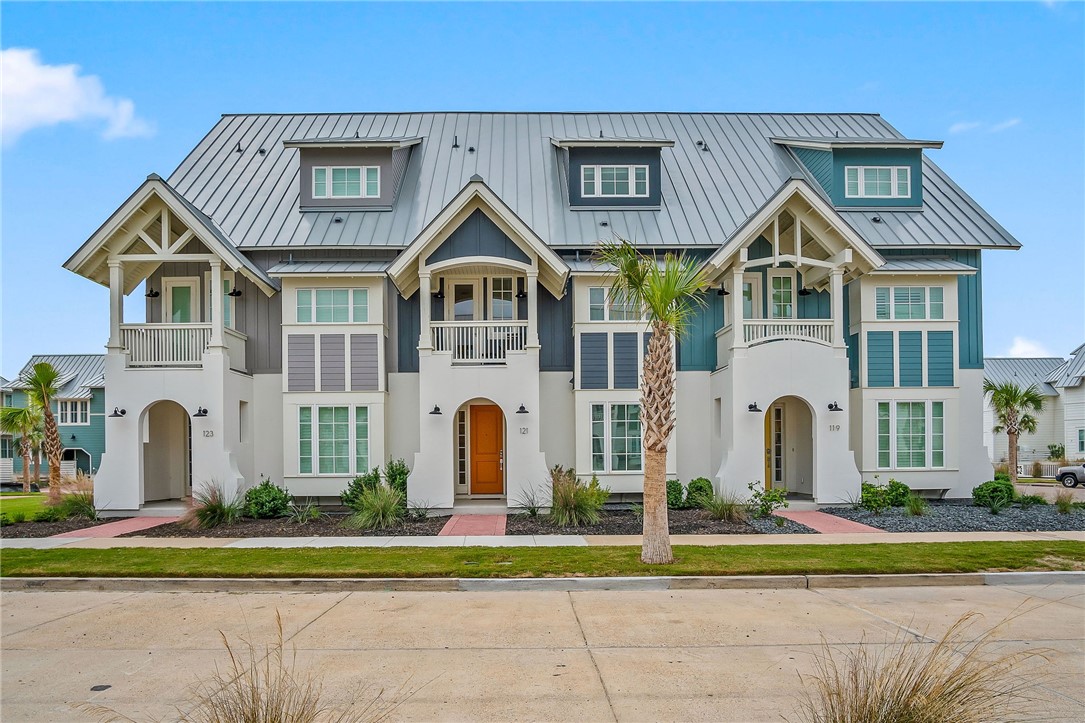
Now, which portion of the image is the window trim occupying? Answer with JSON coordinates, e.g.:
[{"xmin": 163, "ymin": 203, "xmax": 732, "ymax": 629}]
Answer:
[
  {"xmin": 203, "ymin": 270, "xmax": 236, "ymax": 329},
  {"xmin": 297, "ymin": 404, "xmax": 370, "ymax": 477},
  {"xmin": 874, "ymin": 285, "xmax": 945, "ymax": 321},
  {"xmin": 1078, "ymin": 429, "xmax": 1084, "ymax": 454},
  {"xmin": 844, "ymin": 165, "xmax": 912, "ymax": 199},
  {"xmin": 590, "ymin": 401, "xmax": 644, "ymax": 474},
  {"xmin": 312, "ymin": 165, "xmax": 381, "ymax": 199},
  {"xmin": 295, "ymin": 288, "xmax": 370, "ymax": 324},
  {"xmin": 580, "ymin": 164, "xmax": 650, "ymax": 199},
  {"xmin": 587, "ymin": 286, "xmax": 647, "ymax": 322},
  {"xmin": 767, "ymin": 269, "xmax": 797, "ymax": 320},
  {"xmin": 57, "ymin": 399, "xmax": 91, "ymax": 426},
  {"xmin": 875, "ymin": 400, "xmax": 946, "ymax": 470}
]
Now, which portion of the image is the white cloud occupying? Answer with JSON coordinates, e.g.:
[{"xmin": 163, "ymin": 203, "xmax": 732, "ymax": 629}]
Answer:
[
  {"xmin": 1006, "ymin": 336, "xmax": 1052, "ymax": 358},
  {"xmin": 1, "ymin": 47, "xmax": 154, "ymax": 147},
  {"xmin": 948, "ymin": 121, "xmax": 982, "ymax": 134},
  {"xmin": 990, "ymin": 117, "xmax": 1021, "ymax": 132}
]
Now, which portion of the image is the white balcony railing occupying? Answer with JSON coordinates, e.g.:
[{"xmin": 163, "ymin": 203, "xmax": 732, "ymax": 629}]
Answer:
[
  {"xmin": 432, "ymin": 321, "xmax": 528, "ymax": 364},
  {"xmin": 121, "ymin": 323, "xmax": 210, "ymax": 366},
  {"xmin": 743, "ymin": 319, "xmax": 833, "ymax": 347}
]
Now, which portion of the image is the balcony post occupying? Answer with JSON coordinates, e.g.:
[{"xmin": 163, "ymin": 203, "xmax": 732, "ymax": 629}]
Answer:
[
  {"xmin": 419, "ymin": 272, "xmax": 433, "ymax": 350},
  {"xmin": 107, "ymin": 260, "xmax": 124, "ymax": 350},
  {"xmin": 830, "ymin": 267, "xmax": 845, "ymax": 348},
  {"xmin": 526, "ymin": 271, "xmax": 539, "ymax": 348},
  {"xmin": 209, "ymin": 259, "xmax": 226, "ymax": 349},
  {"xmin": 731, "ymin": 268, "xmax": 746, "ymax": 348}
]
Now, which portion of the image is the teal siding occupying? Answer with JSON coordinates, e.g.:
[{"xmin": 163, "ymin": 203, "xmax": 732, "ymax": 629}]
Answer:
[
  {"xmin": 9, "ymin": 388, "xmax": 107, "ymax": 474},
  {"xmin": 927, "ymin": 331, "xmax": 955, "ymax": 386},
  {"xmin": 898, "ymin": 331, "xmax": 923, "ymax": 387},
  {"xmin": 793, "ymin": 148, "xmax": 833, "ymax": 196},
  {"xmin": 867, "ymin": 331, "xmax": 895, "ymax": 387},
  {"xmin": 831, "ymin": 148, "xmax": 923, "ymax": 208},
  {"xmin": 677, "ymin": 292, "xmax": 724, "ymax": 372},
  {"xmin": 396, "ymin": 292, "xmax": 420, "ymax": 373}
]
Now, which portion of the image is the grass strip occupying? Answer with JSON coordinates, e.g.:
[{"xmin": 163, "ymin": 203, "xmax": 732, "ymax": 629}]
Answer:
[
  {"xmin": 0, "ymin": 494, "xmax": 47, "ymax": 518},
  {"xmin": 2, "ymin": 541, "xmax": 1083, "ymax": 579}
]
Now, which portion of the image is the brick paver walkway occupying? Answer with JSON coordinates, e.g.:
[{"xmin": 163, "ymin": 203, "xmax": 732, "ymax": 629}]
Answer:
[
  {"xmin": 51, "ymin": 517, "xmax": 180, "ymax": 539},
  {"xmin": 439, "ymin": 514, "xmax": 507, "ymax": 536},
  {"xmin": 773, "ymin": 510, "xmax": 882, "ymax": 533}
]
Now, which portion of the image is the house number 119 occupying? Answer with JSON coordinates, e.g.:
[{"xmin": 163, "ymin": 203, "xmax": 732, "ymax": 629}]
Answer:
[{"xmin": 827, "ymin": 424, "xmax": 840, "ymax": 432}]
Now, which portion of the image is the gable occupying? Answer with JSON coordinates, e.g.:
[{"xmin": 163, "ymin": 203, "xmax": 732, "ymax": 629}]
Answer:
[{"xmin": 426, "ymin": 209, "xmax": 530, "ymax": 265}]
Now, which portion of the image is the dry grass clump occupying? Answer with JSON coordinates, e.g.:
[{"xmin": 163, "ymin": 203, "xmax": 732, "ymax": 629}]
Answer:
[{"xmin": 793, "ymin": 611, "xmax": 1050, "ymax": 723}]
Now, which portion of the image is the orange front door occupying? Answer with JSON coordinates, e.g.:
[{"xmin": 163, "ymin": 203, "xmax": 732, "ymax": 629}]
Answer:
[{"xmin": 470, "ymin": 405, "xmax": 504, "ymax": 494}]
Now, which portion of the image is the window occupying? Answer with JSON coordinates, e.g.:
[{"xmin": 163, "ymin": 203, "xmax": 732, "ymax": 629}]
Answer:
[
  {"xmin": 491, "ymin": 277, "xmax": 515, "ymax": 321},
  {"xmin": 844, "ymin": 166, "xmax": 912, "ymax": 199},
  {"xmin": 57, "ymin": 400, "xmax": 90, "ymax": 425},
  {"xmin": 298, "ymin": 405, "xmax": 370, "ymax": 475},
  {"xmin": 581, "ymin": 165, "xmax": 649, "ymax": 198},
  {"xmin": 769, "ymin": 274, "xmax": 794, "ymax": 319},
  {"xmin": 312, "ymin": 166, "xmax": 380, "ymax": 199},
  {"xmin": 874, "ymin": 286, "xmax": 945, "ymax": 320},
  {"xmin": 296, "ymin": 288, "xmax": 369, "ymax": 323},
  {"xmin": 876, "ymin": 401, "xmax": 944, "ymax": 469},
  {"xmin": 204, "ymin": 272, "xmax": 236, "ymax": 329},
  {"xmin": 1079, "ymin": 429, "xmax": 1084, "ymax": 454},
  {"xmin": 1, "ymin": 438, "xmax": 12, "ymax": 459},
  {"xmin": 590, "ymin": 402, "xmax": 643, "ymax": 472},
  {"xmin": 588, "ymin": 287, "xmax": 644, "ymax": 321}
]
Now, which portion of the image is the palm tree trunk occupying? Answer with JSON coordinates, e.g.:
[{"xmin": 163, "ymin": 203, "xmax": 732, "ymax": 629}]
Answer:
[
  {"xmin": 42, "ymin": 406, "xmax": 63, "ymax": 502},
  {"xmin": 33, "ymin": 450, "xmax": 41, "ymax": 485},
  {"xmin": 641, "ymin": 449, "xmax": 672, "ymax": 563},
  {"xmin": 20, "ymin": 440, "xmax": 31, "ymax": 493},
  {"xmin": 641, "ymin": 322, "xmax": 675, "ymax": 564},
  {"xmin": 1008, "ymin": 430, "xmax": 1019, "ymax": 485}
]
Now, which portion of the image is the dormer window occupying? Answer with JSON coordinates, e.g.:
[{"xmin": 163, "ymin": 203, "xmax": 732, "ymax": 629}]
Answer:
[
  {"xmin": 312, "ymin": 166, "xmax": 380, "ymax": 199},
  {"xmin": 581, "ymin": 165, "xmax": 649, "ymax": 198},
  {"xmin": 845, "ymin": 166, "xmax": 910, "ymax": 199}
]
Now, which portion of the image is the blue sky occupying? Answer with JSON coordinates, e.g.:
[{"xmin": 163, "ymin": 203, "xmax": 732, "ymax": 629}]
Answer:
[{"xmin": 2, "ymin": 1, "xmax": 1082, "ymax": 378}]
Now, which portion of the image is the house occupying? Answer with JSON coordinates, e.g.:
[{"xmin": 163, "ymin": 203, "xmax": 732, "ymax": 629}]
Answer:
[
  {"xmin": 984, "ymin": 344, "xmax": 1085, "ymax": 466},
  {"xmin": 61, "ymin": 112, "xmax": 1019, "ymax": 514},
  {"xmin": 0, "ymin": 355, "xmax": 107, "ymax": 480}
]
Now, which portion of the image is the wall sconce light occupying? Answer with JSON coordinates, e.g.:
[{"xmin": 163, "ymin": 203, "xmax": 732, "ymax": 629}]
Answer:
[
  {"xmin": 432, "ymin": 278, "xmax": 445, "ymax": 300},
  {"xmin": 429, "ymin": 405, "xmax": 442, "ymax": 415},
  {"xmin": 70, "ymin": 434, "xmax": 76, "ymax": 441},
  {"xmin": 747, "ymin": 403, "xmax": 762, "ymax": 413},
  {"xmin": 227, "ymin": 288, "xmax": 242, "ymax": 297},
  {"xmin": 109, "ymin": 407, "xmax": 126, "ymax": 417},
  {"xmin": 193, "ymin": 406, "xmax": 208, "ymax": 418},
  {"xmin": 828, "ymin": 402, "xmax": 844, "ymax": 412},
  {"xmin": 717, "ymin": 285, "xmax": 730, "ymax": 296},
  {"xmin": 515, "ymin": 278, "xmax": 527, "ymax": 299},
  {"xmin": 145, "ymin": 288, "xmax": 160, "ymax": 298},
  {"xmin": 516, "ymin": 404, "xmax": 529, "ymax": 414},
  {"xmin": 798, "ymin": 287, "xmax": 812, "ymax": 297}
]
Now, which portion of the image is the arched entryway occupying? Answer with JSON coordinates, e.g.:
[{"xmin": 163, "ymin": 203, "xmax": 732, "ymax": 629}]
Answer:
[
  {"xmin": 61, "ymin": 448, "xmax": 93, "ymax": 475},
  {"xmin": 764, "ymin": 396, "xmax": 815, "ymax": 498},
  {"xmin": 141, "ymin": 400, "xmax": 191, "ymax": 502},
  {"xmin": 452, "ymin": 399, "xmax": 506, "ymax": 498}
]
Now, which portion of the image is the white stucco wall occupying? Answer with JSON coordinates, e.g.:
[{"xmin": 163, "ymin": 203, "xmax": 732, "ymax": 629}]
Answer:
[{"xmin": 539, "ymin": 372, "xmax": 575, "ymax": 470}]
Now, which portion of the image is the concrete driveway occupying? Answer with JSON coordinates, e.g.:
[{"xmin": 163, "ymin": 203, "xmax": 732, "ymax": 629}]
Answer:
[{"xmin": 2, "ymin": 583, "xmax": 1082, "ymax": 722}]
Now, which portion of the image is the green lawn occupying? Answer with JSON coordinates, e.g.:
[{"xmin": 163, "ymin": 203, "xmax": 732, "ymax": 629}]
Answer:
[
  {"xmin": 0, "ymin": 493, "xmax": 47, "ymax": 518},
  {"xmin": 2, "ymin": 541, "xmax": 1083, "ymax": 579}
]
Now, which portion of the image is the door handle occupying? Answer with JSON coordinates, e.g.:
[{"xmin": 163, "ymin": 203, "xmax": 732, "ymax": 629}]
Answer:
[{"xmin": 500, "ymin": 450, "xmax": 504, "ymax": 470}]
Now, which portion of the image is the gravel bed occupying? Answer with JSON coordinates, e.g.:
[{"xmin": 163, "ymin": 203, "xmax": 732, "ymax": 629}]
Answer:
[
  {"xmin": 121, "ymin": 513, "xmax": 449, "ymax": 538},
  {"xmin": 823, "ymin": 502, "xmax": 1085, "ymax": 533},
  {"xmin": 506, "ymin": 508, "xmax": 816, "ymax": 535}
]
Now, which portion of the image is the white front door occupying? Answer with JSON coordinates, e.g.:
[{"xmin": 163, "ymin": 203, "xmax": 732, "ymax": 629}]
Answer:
[
  {"xmin": 448, "ymin": 280, "xmax": 481, "ymax": 321},
  {"xmin": 164, "ymin": 278, "xmax": 199, "ymax": 323}
]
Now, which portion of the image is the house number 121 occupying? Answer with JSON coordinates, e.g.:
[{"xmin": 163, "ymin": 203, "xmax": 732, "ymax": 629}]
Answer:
[{"xmin": 519, "ymin": 427, "xmax": 528, "ymax": 435}]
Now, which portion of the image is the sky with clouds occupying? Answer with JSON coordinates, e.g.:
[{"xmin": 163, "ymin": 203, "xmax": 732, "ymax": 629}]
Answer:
[{"xmin": 1, "ymin": 1, "xmax": 1082, "ymax": 376}]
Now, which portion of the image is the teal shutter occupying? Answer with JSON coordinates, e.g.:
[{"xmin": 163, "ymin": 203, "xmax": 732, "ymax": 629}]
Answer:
[
  {"xmin": 898, "ymin": 331, "xmax": 923, "ymax": 387},
  {"xmin": 867, "ymin": 331, "xmax": 895, "ymax": 387},
  {"xmin": 927, "ymin": 331, "xmax": 955, "ymax": 386}
]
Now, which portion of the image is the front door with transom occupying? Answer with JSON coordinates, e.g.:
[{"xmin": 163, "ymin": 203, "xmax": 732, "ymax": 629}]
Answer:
[{"xmin": 470, "ymin": 405, "xmax": 504, "ymax": 495}]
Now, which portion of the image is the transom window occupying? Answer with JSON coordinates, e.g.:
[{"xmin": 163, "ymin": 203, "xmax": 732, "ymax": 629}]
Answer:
[
  {"xmin": 591, "ymin": 402, "xmax": 643, "ymax": 472},
  {"xmin": 312, "ymin": 166, "xmax": 380, "ymax": 199},
  {"xmin": 298, "ymin": 405, "xmax": 370, "ymax": 475},
  {"xmin": 57, "ymin": 400, "xmax": 90, "ymax": 425},
  {"xmin": 581, "ymin": 165, "xmax": 649, "ymax": 198},
  {"xmin": 875, "ymin": 286, "xmax": 944, "ymax": 320},
  {"xmin": 588, "ymin": 287, "xmax": 645, "ymax": 321},
  {"xmin": 877, "ymin": 401, "xmax": 944, "ymax": 469},
  {"xmin": 296, "ymin": 288, "xmax": 369, "ymax": 323},
  {"xmin": 845, "ymin": 166, "xmax": 911, "ymax": 199}
]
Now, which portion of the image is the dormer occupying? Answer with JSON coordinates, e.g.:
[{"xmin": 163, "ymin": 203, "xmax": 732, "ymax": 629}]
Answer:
[
  {"xmin": 772, "ymin": 137, "xmax": 943, "ymax": 209},
  {"xmin": 552, "ymin": 137, "xmax": 674, "ymax": 209},
  {"xmin": 283, "ymin": 136, "xmax": 421, "ymax": 211}
]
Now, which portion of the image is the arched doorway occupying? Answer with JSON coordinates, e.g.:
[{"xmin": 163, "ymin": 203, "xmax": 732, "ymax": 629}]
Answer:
[
  {"xmin": 453, "ymin": 399, "xmax": 506, "ymax": 498},
  {"xmin": 61, "ymin": 448, "xmax": 93, "ymax": 475},
  {"xmin": 142, "ymin": 400, "xmax": 191, "ymax": 502},
  {"xmin": 764, "ymin": 396, "xmax": 815, "ymax": 497}
]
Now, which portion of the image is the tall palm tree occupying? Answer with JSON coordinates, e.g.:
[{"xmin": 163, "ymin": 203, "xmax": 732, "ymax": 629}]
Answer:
[
  {"xmin": 595, "ymin": 240, "xmax": 710, "ymax": 564},
  {"xmin": 0, "ymin": 405, "xmax": 42, "ymax": 492},
  {"xmin": 984, "ymin": 379, "xmax": 1045, "ymax": 485},
  {"xmin": 20, "ymin": 362, "xmax": 63, "ymax": 500}
]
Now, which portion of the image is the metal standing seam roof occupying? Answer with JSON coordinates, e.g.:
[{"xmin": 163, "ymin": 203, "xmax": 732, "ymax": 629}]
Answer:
[
  {"xmin": 983, "ymin": 357, "xmax": 1066, "ymax": 396},
  {"xmin": 1046, "ymin": 343, "xmax": 1085, "ymax": 388},
  {"xmin": 868, "ymin": 257, "xmax": 978, "ymax": 274},
  {"xmin": 164, "ymin": 113, "xmax": 1021, "ymax": 252},
  {"xmin": 265, "ymin": 260, "xmax": 391, "ymax": 275},
  {"xmin": 5, "ymin": 355, "xmax": 106, "ymax": 398}
]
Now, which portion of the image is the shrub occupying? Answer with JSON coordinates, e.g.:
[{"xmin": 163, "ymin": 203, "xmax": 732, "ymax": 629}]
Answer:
[
  {"xmin": 50, "ymin": 471, "xmax": 97, "ymax": 520},
  {"xmin": 514, "ymin": 486, "xmax": 544, "ymax": 517},
  {"xmin": 666, "ymin": 479, "xmax": 685, "ymax": 509},
  {"xmin": 0, "ymin": 513, "xmax": 9, "ymax": 527},
  {"xmin": 747, "ymin": 481, "xmax": 789, "ymax": 519},
  {"xmin": 972, "ymin": 479, "xmax": 1015, "ymax": 508},
  {"xmin": 986, "ymin": 494, "xmax": 1012, "ymax": 515},
  {"xmin": 994, "ymin": 469, "xmax": 1011, "ymax": 483},
  {"xmin": 244, "ymin": 478, "xmax": 292, "ymax": 519},
  {"xmin": 904, "ymin": 493, "xmax": 929, "ymax": 517},
  {"xmin": 341, "ymin": 468, "xmax": 381, "ymax": 509},
  {"xmin": 549, "ymin": 466, "xmax": 610, "ymax": 527},
  {"xmin": 1047, "ymin": 443, "xmax": 1065, "ymax": 461},
  {"xmin": 405, "ymin": 499, "xmax": 433, "ymax": 522},
  {"xmin": 384, "ymin": 459, "xmax": 410, "ymax": 500},
  {"xmin": 630, "ymin": 503, "xmax": 644, "ymax": 522},
  {"xmin": 860, "ymin": 482, "xmax": 890, "ymax": 515},
  {"xmin": 1016, "ymin": 494, "xmax": 1047, "ymax": 509},
  {"xmin": 702, "ymin": 491, "xmax": 747, "ymax": 522},
  {"xmin": 884, "ymin": 479, "xmax": 910, "ymax": 507},
  {"xmin": 342, "ymin": 485, "xmax": 405, "ymax": 530},
  {"xmin": 33, "ymin": 506, "xmax": 67, "ymax": 523},
  {"xmin": 288, "ymin": 499, "xmax": 324, "ymax": 525},
  {"xmin": 182, "ymin": 482, "xmax": 243, "ymax": 530},
  {"xmin": 1055, "ymin": 490, "xmax": 1074, "ymax": 514},
  {"xmin": 9, "ymin": 510, "xmax": 27, "ymax": 524},
  {"xmin": 685, "ymin": 477, "xmax": 714, "ymax": 508},
  {"xmin": 1030, "ymin": 460, "xmax": 1043, "ymax": 478}
]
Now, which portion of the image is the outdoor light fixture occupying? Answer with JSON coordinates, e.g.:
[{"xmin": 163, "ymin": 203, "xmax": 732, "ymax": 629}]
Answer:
[
  {"xmin": 798, "ymin": 287, "xmax": 812, "ymax": 297},
  {"xmin": 227, "ymin": 288, "xmax": 242, "ymax": 297},
  {"xmin": 70, "ymin": 434, "xmax": 76, "ymax": 441},
  {"xmin": 429, "ymin": 405, "xmax": 442, "ymax": 415},
  {"xmin": 516, "ymin": 404, "xmax": 529, "ymax": 414},
  {"xmin": 716, "ymin": 285, "xmax": 730, "ymax": 296},
  {"xmin": 515, "ymin": 279, "xmax": 527, "ymax": 299},
  {"xmin": 828, "ymin": 402, "xmax": 844, "ymax": 412},
  {"xmin": 145, "ymin": 288, "xmax": 160, "ymax": 298},
  {"xmin": 748, "ymin": 403, "xmax": 762, "ymax": 413},
  {"xmin": 432, "ymin": 278, "xmax": 445, "ymax": 300},
  {"xmin": 193, "ymin": 406, "xmax": 208, "ymax": 418},
  {"xmin": 109, "ymin": 407, "xmax": 126, "ymax": 418}
]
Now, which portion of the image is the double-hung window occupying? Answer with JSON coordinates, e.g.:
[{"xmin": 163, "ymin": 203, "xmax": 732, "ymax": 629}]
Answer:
[
  {"xmin": 581, "ymin": 165, "xmax": 649, "ymax": 198},
  {"xmin": 590, "ymin": 402, "xmax": 643, "ymax": 472},
  {"xmin": 1078, "ymin": 429, "xmax": 1084, "ymax": 454},
  {"xmin": 876, "ymin": 401, "xmax": 944, "ymax": 469},
  {"xmin": 490, "ymin": 277, "xmax": 515, "ymax": 321},
  {"xmin": 844, "ymin": 166, "xmax": 911, "ymax": 199},
  {"xmin": 312, "ymin": 166, "xmax": 380, "ymax": 199},
  {"xmin": 57, "ymin": 400, "xmax": 90, "ymax": 425},
  {"xmin": 298, "ymin": 405, "xmax": 370, "ymax": 475},
  {"xmin": 296, "ymin": 288, "xmax": 369, "ymax": 323},
  {"xmin": 588, "ymin": 287, "xmax": 644, "ymax": 321},
  {"xmin": 769, "ymin": 274, "xmax": 795, "ymax": 319},
  {"xmin": 874, "ymin": 286, "xmax": 944, "ymax": 320}
]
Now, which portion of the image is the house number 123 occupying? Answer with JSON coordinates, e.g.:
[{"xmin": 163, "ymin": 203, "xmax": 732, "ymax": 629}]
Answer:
[{"xmin": 203, "ymin": 430, "xmax": 214, "ymax": 437}]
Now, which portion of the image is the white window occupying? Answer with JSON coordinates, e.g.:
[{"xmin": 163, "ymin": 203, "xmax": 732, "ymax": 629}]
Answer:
[
  {"xmin": 57, "ymin": 400, "xmax": 90, "ymax": 425},
  {"xmin": 203, "ymin": 271, "xmax": 236, "ymax": 329},
  {"xmin": 768, "ymin": 272, "xmax": 795, "ymax": 319},
  {"xmin": 876, "ymin": 401, "xmax": 944, "ymax": 469},
  {"xmin": 296, "ymin": 288, "xmax": 369, "ymax": 323},
  {"xmin": 581, "ymin": 165, "xmax": 649, "ymax": 198},
  {"xmin": 590, "ymin": 402, "xmax": 643, "ymax": 473},
  {"xmin": 312, "ymin": 166, "xmax": 380, "ymax": 199},
  {"xmin": 1078, "ymin": 429, "xmax": 1084, "ymax": 454},
  {"xmin": 844, "ymin": 166, "xmax": 912, "ymax": 199},
  {"xmin": 298, "ymin": 405, "xmax": 370, "ymax": 476},
  {"xmin": 588, "ymin": 287, "xmax": 644, "ymax": 321},
  {"xmin": 490, "ymin": 277, "xmax": 515, "ymax": 321},
  {"xmin": 874, "ymin": 286, "xmax": 944, "ymax": 320}
]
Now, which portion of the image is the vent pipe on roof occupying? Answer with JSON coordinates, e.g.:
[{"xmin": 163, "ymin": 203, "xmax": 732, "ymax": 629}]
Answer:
[
  {"xmin": 599, "ymin": 130, "xmax": 603, "ymax": 138},
  {"xmin": 235, "ymin": 142, "xmax": 243, "ymax": 153},
  {"xmin": 452, "ymin": 135, "xmax": 459, "ymax": 148}
]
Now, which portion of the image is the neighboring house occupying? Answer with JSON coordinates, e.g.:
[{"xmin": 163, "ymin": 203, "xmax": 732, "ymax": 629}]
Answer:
[
  {"xmin": 62, "ymin": 112, "xmax": 1019, "ymax": 514},
  {"xmin": 1, "ymin": 355, "xmax": 107, "ymax": 479},
  {"xmin": 0, "ymin": 376, "xmax": 12, "ymax": 483}
]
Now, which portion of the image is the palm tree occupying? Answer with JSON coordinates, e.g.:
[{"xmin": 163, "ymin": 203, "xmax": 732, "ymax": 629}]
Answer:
[
  {"xmin": 20, "ymin": 362, "xmax": 63, "ymax": 501},
  {"xmin": 595, "ymin": 240, "xmax": 710, "ymax": 564},
  {"xmin": 984, "ymin": 379, "xmax": 1046, "ymax": 485},
  {"xmin": 0, "ymin": 405, "xmax": 41, "ymax": 492}
]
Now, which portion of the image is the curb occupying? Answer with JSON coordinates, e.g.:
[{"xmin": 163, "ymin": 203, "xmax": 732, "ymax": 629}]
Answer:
[{"xmin": 2, "ymin": 571, "xmax": 1082, "ymax": 593}]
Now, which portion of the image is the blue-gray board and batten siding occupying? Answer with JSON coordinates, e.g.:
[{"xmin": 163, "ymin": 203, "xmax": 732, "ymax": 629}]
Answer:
[
  {"xmin": 579, "ymin": 333, "xmax": 609, "ymax": 389},
  {"xmin": 425, "ymin": 209, "xmax": 530, "ymax": 265},
  {"xmin": 566, "ymin": 147, "xmax": 663, "ymax": 208}
]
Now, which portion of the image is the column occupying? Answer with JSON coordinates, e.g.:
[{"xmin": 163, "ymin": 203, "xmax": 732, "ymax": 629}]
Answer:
[
  {"xmin": 830, "ymin": 267, "xmax": 845, "ymax": 348},
  {"xmin": 526, "ymin": 270, "xmax": 539, "ymax": 348},
  {"xmin": 419, "ymin": 272, "xmax": 432, "ymax": 350},
  {"xmin": 731, "ymin": 267, "xmax": 746, "ymax": 348},
  {"xmin": 107, "ymin": 260, "xmax": 124, "ymax": 350},
  {"xmin": 209, "ymin": 259, "xmax": 225, "ymax": 348}
]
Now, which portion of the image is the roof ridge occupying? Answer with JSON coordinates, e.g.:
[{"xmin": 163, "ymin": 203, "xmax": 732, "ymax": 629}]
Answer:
[{"xmin": 218, "ymin": 111, "xmax": 886, "ymax": 117}]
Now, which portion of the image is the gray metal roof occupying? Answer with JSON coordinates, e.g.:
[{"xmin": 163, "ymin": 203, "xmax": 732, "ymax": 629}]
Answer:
[
  {"xmin": 1046, "ymin": 343, "xmax": 1085, "ymax": 388},
  {"xmin": 984, "ymin": 357, "xmax": 1065, "ymax": 396},
  {"xmin": 869, "ymin": 257, "xmax": 978, "ymax": 274},
  {"xmin": 6, "ymin": 355, "xmax": 106, "ymax": 398},
  {"xmin": 266, "ymin": 259, "xmax": 391, "ymax": 275},
  {"xmin": 771, "ymin": 136, "xmax": 943, "ymax": 150},
  {"xmin": 165, "ymin": 112, "xmax": 1020, "ymax": 252}
]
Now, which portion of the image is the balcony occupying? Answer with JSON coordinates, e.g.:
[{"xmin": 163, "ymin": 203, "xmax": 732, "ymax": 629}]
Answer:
[
  {"xmin": 743, "ymin": 319, "xmax": 833, "ymax": 346},
  {"xmin": 431, "ymin": 321, "xmax": 528, "ymax": 365},
  {"xmin": 119, "ymin": 323, "xmax": 247, "ymax": 371}
]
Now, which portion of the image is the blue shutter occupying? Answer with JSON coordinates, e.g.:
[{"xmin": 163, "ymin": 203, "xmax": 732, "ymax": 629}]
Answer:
[
  {"xmin": 898, "ymin": 331, "xmax": 923, "ymax": 387},
  {"xmin": 613, "ymin": 333, "xmax": 639, "ymax": 389},
  {"xmin": 866, "ymin": 331, "xmax": 895, "ymax": 387},
  {"xmin": 927, "ymin": 331, "xmax": 955, "ymax": 386},
  {"xmin": 580, "ymin": 333, "xmax": 609, "ymax": 389}
]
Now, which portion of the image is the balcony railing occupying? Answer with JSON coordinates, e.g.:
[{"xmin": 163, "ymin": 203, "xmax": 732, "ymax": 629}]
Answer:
[
  {"xmin": 432, "ymin": 321, "xmax": 528, "ymax": 364},
  {"xmin": 121, "ymin": 323, "xmax": 210, "ymax": 367},
  {"xmin": 743, "ymin": 319, "xmax": 833, "ymax": 347}
]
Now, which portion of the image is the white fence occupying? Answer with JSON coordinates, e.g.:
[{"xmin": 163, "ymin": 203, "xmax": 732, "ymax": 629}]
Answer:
[
  {"xmin": 743, "ymin": 320, "xmax": 833, "ymax": 346},
  {"xmin": 431, "ymin": 321, "xmax": 528, "ymax": 364},
  {"xmin": 121, "ymin": 323, "xmax": 211, "ymax": 366}
]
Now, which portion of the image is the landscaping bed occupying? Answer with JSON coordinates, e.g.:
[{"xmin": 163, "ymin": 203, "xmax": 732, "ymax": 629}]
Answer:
[
  {"xmin": 0, "ymin": 517, "xmax": 121, "ymax": 538},
  {"xmin": 119, "ymin": 513, "xmax": 449, "ymax": 538},
  {"xmin": 506, "ymin": 508, "xmax": 816, "ymax": 535},
  {"xmin": 823, "ymin": 500, "xmax": 1085, "ymax": 533}
]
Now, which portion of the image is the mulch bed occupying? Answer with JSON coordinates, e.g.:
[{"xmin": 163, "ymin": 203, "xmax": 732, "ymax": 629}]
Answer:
[
  {"xmin": 506, "ymin": 508, "xmax": 816, "ymax": 535},
  {"xmin": 121, "ymin": 513, "xmax": 449, "ymax": 538},
  {"xmin": 0, "ymin": 517, "xmax": 123, "ymax": 539},
  {"xmin": 823, "ymin": 501, "xmax": 1085, "ymax": 533}
]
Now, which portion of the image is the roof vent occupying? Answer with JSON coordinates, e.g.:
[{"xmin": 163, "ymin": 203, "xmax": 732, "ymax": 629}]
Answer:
[
  {"xmin": 333, "ymin": 217, "xmax": 343, "ymax": 223},
  {"xmin": 452, "ymin": 135, "xmax": 460, "ymax": 149},
  {"xmin": 467, "ymin": 146, "xmax": 475, "ymax": 153},
  {"xmin": 354, "ymin": 131, "xmax": 360, "ymax": 138},
  {"xmin": 258, "ymin": 148, "xmax": 266, "ymax": 156},
  {"xmin": 599, "ymin": 130, "xmax": 603, "ymax": 138},
  {"xmin": 871, "ymin": 215, "xmax": 882, "ymax": 223},
  {"xmin": 235, "ymin": 142, "xmax": 243, "ymax": 153}
]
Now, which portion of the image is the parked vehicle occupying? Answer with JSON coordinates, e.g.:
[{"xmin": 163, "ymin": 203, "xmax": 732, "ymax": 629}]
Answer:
[{"xmin": 1057, "ymin": 464, "xmax": 1084, "ymax": 487}]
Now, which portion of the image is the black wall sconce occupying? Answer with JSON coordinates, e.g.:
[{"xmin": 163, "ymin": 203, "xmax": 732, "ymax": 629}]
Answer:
[
  {"xmin": 828, "ymin": 402, "xmax": 844, "ymax": 412},
  {"xmin": 145, "ymin": 288, "xmax": 160, "ymax": 298},
  {"xmin": 798, "ymin": 287, "xmax": 812, "ymax": 297},
  {"xmin": 747, "ymin": 403, "xmax": 762, "ymax": 413},
  {"xmin": 193, "ymin": 406, "xmax": 208, "ymax": 418},
  {"xmin": 109, "ymin": 407, "xmax": 126, "ymax": 418},
  {"xmin": 516, "ymin": 404, "xmax": 529, "ymax": 414},
  {"xmin": 429, "ymin": 405, "xmax": 442, "ymax": 415},
  {"xmin": 227, "ymin": 287, "xmax": 242, "ymax": 297},
  {"xmin": 70, "ymin": 434, "xmax": 76, "ymax": 441},
  {"xmin": 432, "ymin": 278, "xmax": 445, "ymax": 300},
  {"xmin": 515, "ymin": 278, "xmax": 527, "ymax": 299},
  {"xmin": 717, "ymin": 284, "xmax": 730, "ymax": 296}
]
